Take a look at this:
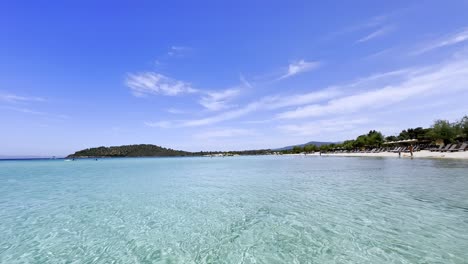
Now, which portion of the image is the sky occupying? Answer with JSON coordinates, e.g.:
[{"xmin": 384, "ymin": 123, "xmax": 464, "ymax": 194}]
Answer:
[{"xmin": 1, "ymin": 0, "xmax": 468, "ymax": 156}]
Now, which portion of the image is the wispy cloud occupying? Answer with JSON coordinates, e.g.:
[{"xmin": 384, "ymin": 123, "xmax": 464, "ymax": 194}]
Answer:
[
  {"xmin": 148, "ymin": 88, "xmax": 339, "ymax": 128},
  {"xmin": 0, "ymin": 92, "xmax": 45, "ymax": 103},
  {"xmin": 277, "ymin": 57, "xmax": 468, "ymax": 119},
  {"xmin": 414, "ymin": 27, "xmax": 468, "ymax": 55},
  {"xmin": 144, "ymin": 121, "xmax": 173, "ymax": 128},
  {"xmin": 167, "ymin": 46, "xmax": 191, "ymax": 57},
  {"xmin": 184, "ymin": 88, "xmax": 338, "ymax": 126},
  {"xmin": 265, "ymin": 88, "xmax": 340, "ymax": 110},
  {"xmin": 1, "ymin": 106, "xmax": 45, "ymax": 115},
  {"xmin": 199, "ymin": 89, "xmax": 240, "ymax": 111},
  {"xmin": 125, "ymin": 72, "xmax": 198, "ymax": 97},
  {"xmin": 278, "ymin": 117, "xmax": 371, "ymax": 136},
  {"xmin": 323, "ymin": 14, "xmax": 389, "ymax": 41},
  {"xmin": 126, "ymin": 71, "xmax": 250, "ymax": 112},
  {"xmin": 149, "ymin": 51, "xmax": 468, "ymax": 129},
  {"xmin": 362, "ymin": 47, "xmax": 396, "ymax": 60},
  {"xmin": 357, "ymin": 26, "xmax": 394, "ymax": 43},
  {"xmin": 0, "ymin": 92, "xmax": 48, "ymax": 116},
  {"xmin": 242, "ymin": 119, "xmax": 273, "ymax": 124},
  {"xmin": 0, "ymin": 92, "xmax": 71, "ymax": 120},
  {"xmin": 194, "ymin": 128, "xmax": 256, "ymax": 139},
  {"xmin": 166, "ymin": 108, "xmax": 187, "ymax": 114},
  {"xmin": 182, "ymin": 100, "xmax": 264, "ymax": 127},
  {"xmin": 239, "ymin": 74, "xmax": 252, "ymax": 88},
  {"xmin": 278, "ymin": 60, "xmax": 320, "ymax": 80}
]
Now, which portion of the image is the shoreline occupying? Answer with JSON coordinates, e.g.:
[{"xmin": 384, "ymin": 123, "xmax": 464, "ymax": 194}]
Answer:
[{"xmin": 285, "ymin": 150, "xmax": 468, "ymax": 160}]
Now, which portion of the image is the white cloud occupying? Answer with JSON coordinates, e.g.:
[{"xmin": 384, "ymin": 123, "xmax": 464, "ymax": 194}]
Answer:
[
  {"xmin": 141, "ymin": 49, "xmax": 468, "ymax": 132},
  {"xmin": 199, "ymin": 89, "xmax": 240, "ymax": 111},
  {"xmin": 278, "ymin": 117, "xmax": 371, "ymax": 136},
  {"xmin": 363, "ymin": 48, "xmax": 395, "ymax": 60},
  {"xmin": 144, "ymin": 121, "xmax": 173, "ymax": 128},
  {"xmin": 0, "ymin": 92, "xmax": 44, "ymax": 103},
  {"xmin": 168, "ymin": 46, "xmax": 191, "ymax": 57},
  {"xmin": 182, "ymin": 100, "xmax": 264, "ymax": 127},
  {"xmin": 194, "ymin": 128, "xmax": 256, "ymax": 139},
  {"xmin": 152, "ymin": 88, "xmax": 339, "ymax": 128},
  {"xmin": 125, "ymin": 72, "xmax": 197, "ymax": 97},
  {"xmin": 323, "ymin": 14, "xmax": 389, "ymax": 40},
  {"xmin": 415, "ymin": 28, "xmax": 468, "ymax": 54},
  {"xmin": 144, "ymin": 56, "xmax": 468, "ymax": 128},
  {"xmin": 1, "ymin": 106, "xmax": 45, "ymax": 115},
  {"xmin": 277, "ymin": 57, "xmax": 468, "ymax": 119},
  {"xmin": 143, "ymin": 102, "xmax": 258, "ymax": 128},
  {"xmin": 0, "ymin": 92, "xmax": 47, "ymax": 116},
  {"xmin": 278, "ymin": 60, "xmax": 320, "ymax": 80},
  {"xmin": 166, "ymin": 108, "xmax": 186, "ymax": 114},
  {"xmin": 243, "ymin": 119, "xmax": 273, "ymax": 124},
  {"xmin": 240, "ymin": 74, "xmax": 252, "ymax": 88},
  {"xmin": 126, "ymin": 72, "xmax": 247, "ymax": 111},
  {"xmin": 357, "ymin": 26, "xmax": 394, "ymax": 43},
  {"xmin": 265, "ymin": 88, "xmax": 340, "ymax": 110}
]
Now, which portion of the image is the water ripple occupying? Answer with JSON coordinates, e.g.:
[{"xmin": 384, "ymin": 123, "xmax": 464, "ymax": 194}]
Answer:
[{"xmin": 1, "ymin": 156, "xmax": 468, "ymax": 263}]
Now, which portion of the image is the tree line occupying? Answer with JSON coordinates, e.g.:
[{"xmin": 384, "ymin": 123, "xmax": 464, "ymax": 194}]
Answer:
[
  {"xmin": 68, "ymin": 144, "xmax": 273, "ymax": 158},
  {"xmin": 67, "ymin": 144, "xmax": 192, "ymax": 158},
  {"xmin": 285, "ymin": 115, "xmax": 468, "ymax": 154}
]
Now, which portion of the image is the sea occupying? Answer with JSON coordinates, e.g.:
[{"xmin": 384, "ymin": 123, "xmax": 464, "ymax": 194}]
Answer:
[{"xmin": 1, "ymin": 156, "xmax": 467, "ymax": 263}]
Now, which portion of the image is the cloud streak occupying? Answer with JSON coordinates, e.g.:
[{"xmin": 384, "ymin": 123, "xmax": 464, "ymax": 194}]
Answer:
[
  {"xmin": 278, "ymin": 60, "xmax": 320, "ymax": 80},
  {"xmin": 357, "ymin": 26, "xmax": 394, "ymax": 43},
  {"xmin": 415, "ymin": 27, "xmax": 468, "ymax": 54},
  {"xmin": 126, "ymin": 72, "xmax": 248, "ymax": 111},
  {"xmin": 149, "ymin": 51, "xmax": 468, "ymax": 129},
  {"xmin": 125, "ymin": 72, "xmax": 197, "ymax": 97},
  {"xmin": 167, "ymin": 46, "xmax": 191, "ymax": 57},
  {"xmin": 194, "ymin": 128, "xmax": 256, "ymax": 139},
  {"xmin": 0, "ymin": 92, "xmax": 45, "ymax": 103},
  {"xmin": 1, "ymin": 106, "xmax": 46, "ymax": 115},
  {"xmin": 277, "ymin": 57, "xmax": 468, "ymax": 119},
  {"xmin": 199, "ymin": 89, "xmax": 240, "ymax": 111},
  {"xmin": 144, "ymin": 121, "xmax": 173, "ymax": 128},
  {"xmin": 278, "ymin": 117, "xmax": 371, "ymax": 136},
  {"xmin": 148, "ymin": 88, "xmax": 340, "ymax": 128}
]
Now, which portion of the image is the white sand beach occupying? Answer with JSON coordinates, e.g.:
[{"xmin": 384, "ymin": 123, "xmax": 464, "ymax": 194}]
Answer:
[{"xmin": 288, "ymin": 150, "xmax": 468, "ymax": 160}]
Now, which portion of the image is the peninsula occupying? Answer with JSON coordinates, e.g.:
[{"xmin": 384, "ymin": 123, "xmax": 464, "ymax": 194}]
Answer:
[{"xmin": 67, "ymin": 144, "xmax": 191, "ymax": 158}]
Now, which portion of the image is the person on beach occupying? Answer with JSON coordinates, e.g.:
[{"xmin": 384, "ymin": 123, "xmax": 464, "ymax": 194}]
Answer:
[{"xmin": 409, "ymin": 144, "xmax": 414, "ymax": 158}]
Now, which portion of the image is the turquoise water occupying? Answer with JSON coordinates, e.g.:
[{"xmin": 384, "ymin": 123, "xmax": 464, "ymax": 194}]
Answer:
[{"xmin": 1, "ymin": 156, "xmax": 468, "ymax": 263}]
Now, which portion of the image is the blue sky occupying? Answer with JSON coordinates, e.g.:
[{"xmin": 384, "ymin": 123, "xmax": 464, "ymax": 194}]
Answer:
[{"xmin": 1, "ymin": 1, "xmax": 468, "ymax": 156}]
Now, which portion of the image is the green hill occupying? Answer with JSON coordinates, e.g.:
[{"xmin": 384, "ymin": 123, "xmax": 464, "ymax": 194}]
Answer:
[{"xmin": 67, "ymin": 144, "xmax": 191, "ymax": 158}]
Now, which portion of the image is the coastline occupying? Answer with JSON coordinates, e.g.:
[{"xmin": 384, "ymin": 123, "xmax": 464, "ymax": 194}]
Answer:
[{"xmin": 285, "ymin": 150, "xmax": 468, "ymax": 160}]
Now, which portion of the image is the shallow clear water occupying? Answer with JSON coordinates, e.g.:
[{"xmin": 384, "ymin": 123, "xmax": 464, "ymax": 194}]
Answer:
[{"xmin": 1, "ymin": 156, "xmax": 468, "ymax": 263}]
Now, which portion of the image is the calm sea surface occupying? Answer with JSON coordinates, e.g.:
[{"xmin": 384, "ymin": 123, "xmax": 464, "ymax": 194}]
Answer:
[{"xmin": 1, "ymin": 156, "xmax": 468, "ymax": 263}]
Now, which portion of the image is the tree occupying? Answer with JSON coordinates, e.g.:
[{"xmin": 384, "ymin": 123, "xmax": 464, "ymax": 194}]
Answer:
[
  {"xmin": 367, "ymin": 130, "xmax": 384, "ymax": 147},
  {"xmin": 398, "ymin": 130, "xmax": 410, "ymax": 140},
  {"xmin": 319, "ymin": 144, "xmax": 330, "ymax": 152},
  {"xmin": 292, "ymin": 146, "xmax": 303, "ymax": 153},
  {"xmin": 303, "ymin": 144, "xmax": 317, "ymax": 153},
  {"xmin": 354, "ymin": 134, "xmax": 368, "ymax": 148},
  {"xmin": 455, "ymin": 116, "xmax": 468, "ymax": 141},
  {"xmin": 342, "ymin": 140, "xmax": 355, "ymax": 150},
  {"xmin": 429, "ymin": 120, "xmax": 456, "ymax": 144}
]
